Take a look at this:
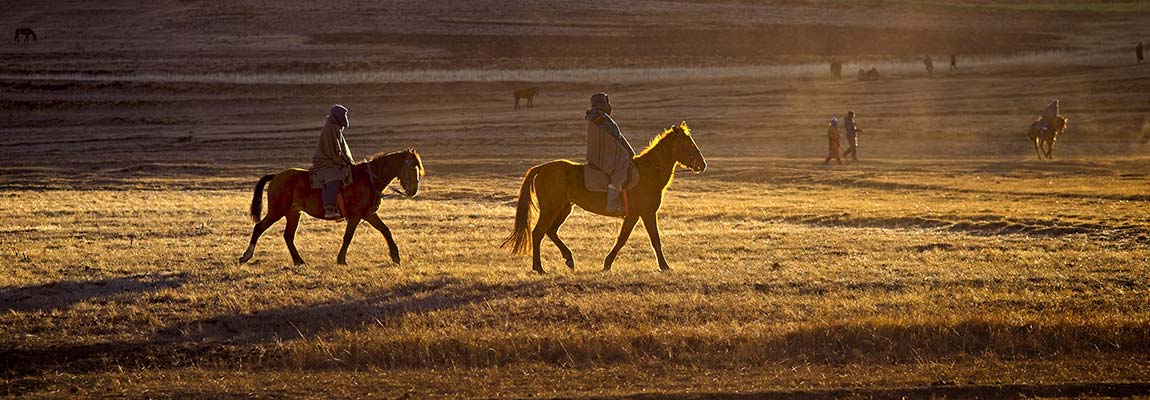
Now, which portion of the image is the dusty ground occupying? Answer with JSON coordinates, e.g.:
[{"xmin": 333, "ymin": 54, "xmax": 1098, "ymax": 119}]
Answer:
[{"xmin": 3, "ymin": 0, "xmax": 1150, "ymax": 398}]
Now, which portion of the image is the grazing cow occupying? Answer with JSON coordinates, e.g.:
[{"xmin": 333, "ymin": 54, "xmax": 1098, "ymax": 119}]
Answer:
[
  {"xmin": 14, "ymin": 28, "xmax": 36, "ymax": 42},
  {"xmin": 858, "ymin": 68, "xmax": 881, "ymax": 81},
  {"xmin": 514, "ymin": 87, "xmax": 539, "ymax": 110}
]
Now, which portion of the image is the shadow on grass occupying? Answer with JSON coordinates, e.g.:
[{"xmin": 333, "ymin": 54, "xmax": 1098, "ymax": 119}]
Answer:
[{"xmin": 0, "ymin": 272, "xmax": 188, "ymax": 313}]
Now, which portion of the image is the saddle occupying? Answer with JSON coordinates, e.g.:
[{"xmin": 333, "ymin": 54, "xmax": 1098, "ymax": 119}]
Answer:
[{"xmin": 583, "ymin": 164, "xmax": 640, "ymax": 193}]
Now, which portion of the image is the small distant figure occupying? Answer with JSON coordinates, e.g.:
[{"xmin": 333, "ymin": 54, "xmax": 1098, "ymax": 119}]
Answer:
[
  {"xmin": 514, "ymin": 87, "xmax": 539, "ymax": 110},
  {"xmin": 841, "ymin": 111, "xmax": 863, "ymax": 161},
  {"xmin": 13, "ymin": 28, "xmax": 36, "ymax": 42},
  {"xmin": 949, "ymin": 53, "xmax": 958, "ymax": 71},
  {"xmin": 923, "ymin": 55, "xmax": 934, "ymax": 75},
  {"xmin": 1038, "ymin": 99, "xmax": 1059, "ymax": 133},
  {"xmin": 1137, "ymin": 41, "xmax": 1144, "ymax": 64},
  {"xmin": 824, "ymin": 118, "xmax": 843, "ymax": 165},
  {"xmin": 830, "ymin": 61, "xmax": 842, "ymax": 78}
]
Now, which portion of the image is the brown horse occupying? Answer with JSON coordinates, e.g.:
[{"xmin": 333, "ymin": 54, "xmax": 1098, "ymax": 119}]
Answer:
[
  {"xmin": 514, "ymin": 87, "xmax": 539, "ymax": 110},
  {"xmin": 502, "ymin": 122, "xmax": 706, "ymax": 273},
  {"xmin": 239, "ymin": 149, "xmax": 424, "ymax": 266},
  {"xmin": 1027, "ymin": 115, "xmax": 1068, "ymax": 159}
]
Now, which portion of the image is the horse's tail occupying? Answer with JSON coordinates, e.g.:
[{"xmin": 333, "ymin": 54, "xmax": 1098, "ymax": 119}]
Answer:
[
  {"xmin": 501, "ymin": 164, "xmax": 544, "ymax": 255},
  {"xmin": 249, "ymin": 174, "xmax": 275, "ymax": 223}
]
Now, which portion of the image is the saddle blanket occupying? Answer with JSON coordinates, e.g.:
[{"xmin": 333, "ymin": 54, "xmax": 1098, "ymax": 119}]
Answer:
[{"xmin": 583, "ymin": 164, "xmax": 640, "ymax": 193}]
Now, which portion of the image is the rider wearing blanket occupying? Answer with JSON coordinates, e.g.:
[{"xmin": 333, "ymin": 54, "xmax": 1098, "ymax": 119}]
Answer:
[
  {"xmin": 312, "ymin": 104, "xmax": 354, "ymax": 219},
  {"xmin": 1039, "ymin": 99, "xmax": 1060, "ymax": 133},
  {"xmin": 585, "ymin": 93, "xmax": 636, "ymax": 215}
]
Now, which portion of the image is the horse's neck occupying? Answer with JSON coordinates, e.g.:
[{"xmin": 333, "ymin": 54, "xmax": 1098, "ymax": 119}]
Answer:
[
  {"xmin": 636, "ymin": 140, "xmax": 676, "ymax": 184},
  {"xmin": 366, "ymin": 155, "xmax": 399, "ymax": 182}
]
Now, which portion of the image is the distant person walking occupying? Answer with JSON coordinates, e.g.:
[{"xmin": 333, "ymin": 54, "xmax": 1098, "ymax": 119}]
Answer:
[
  {"xmin": 1138, "ymin": 41, "xmax": 1144, "ymax": 64},
  {"xmin": 824, "ymin": 118, "xmax": 843, "ymax": 165},
  {"xmin": 949, "ymin": 53, "xmax": 958, "ymax": 71},
  {"xmin": 312, "ymin": 105, "xmax": 354, "ymax": 219},
  {"xmin": 923, "ymin": 55, "xmax": 934, "ymax": 75},
  {"xmin": 841, "ymin": 111, "xmax": 862, "ymax": 161}
]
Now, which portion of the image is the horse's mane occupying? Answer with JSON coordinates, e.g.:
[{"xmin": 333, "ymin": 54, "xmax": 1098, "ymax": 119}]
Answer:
[
  {"xmin": 369, "ymin": 148, "xmax": 414, "ymax": 161},
  {"xmin": 637, "ymin": 123, "xmax": 690, "ymax": 158},
  {"xmin": 367, "ymin": 148, "xmax": 424, "ymax": 177}
]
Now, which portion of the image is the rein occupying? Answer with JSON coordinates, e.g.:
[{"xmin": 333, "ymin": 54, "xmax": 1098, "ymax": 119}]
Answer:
[{"xmin": 364, "ymin": 159, "xmax": 386, "ymax": 197}]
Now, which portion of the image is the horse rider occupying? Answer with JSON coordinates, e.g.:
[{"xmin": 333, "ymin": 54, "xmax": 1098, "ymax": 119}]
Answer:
[
  {"xmin": 841, "ymin": 111, "xmax": 862, "ymax": 161},
  {"xmin": 1038, "ymin": 99, "xmax": 1060, "ymax": 134},
  {"xmin": 312, "ymin": 105, "xmax": 354, "ymax": 219},
  {"xmin": 585, "ymin": 93, "xmax": 636, "ymax": 215}
]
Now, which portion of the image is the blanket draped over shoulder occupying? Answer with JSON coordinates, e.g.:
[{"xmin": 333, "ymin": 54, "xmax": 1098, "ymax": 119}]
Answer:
[{"xmin": 310, "ymin": 116, "xmax": 354, "ymax": 189}]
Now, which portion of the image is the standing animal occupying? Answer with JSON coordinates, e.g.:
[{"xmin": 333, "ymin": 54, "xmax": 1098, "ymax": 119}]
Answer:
[
  {"xmin": 239, "ymin": 149, "xmax": 424, "ymax": 266},
  {"xmin": 13, "ymin": 28, "xmax": 36, "ymax": 42},
  {"xmin": 502, "ymin": 122, "xmax": 707, "ymax": 274},
  {"xmin": 514, "ymin": 87, "xmax": 539, "ymax": 110},
  {"xmin": 1027, "ymin": 115, "xmax": 1068, "ymax": 159}
]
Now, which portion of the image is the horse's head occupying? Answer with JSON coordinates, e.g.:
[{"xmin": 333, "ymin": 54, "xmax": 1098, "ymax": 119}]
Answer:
[
  {"xmin": 669, "ymin": 122, "xmax": 706, "ymax": 173},
  {"xmin": 398, "ymin": 148, "xmax": 424, "ymax": 198}
]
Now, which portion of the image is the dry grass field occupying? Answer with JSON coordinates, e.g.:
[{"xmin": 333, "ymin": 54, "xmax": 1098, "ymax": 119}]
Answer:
[{"xmin": 3, "ymin": 0, "xmax": 1150, "ymax": 398}]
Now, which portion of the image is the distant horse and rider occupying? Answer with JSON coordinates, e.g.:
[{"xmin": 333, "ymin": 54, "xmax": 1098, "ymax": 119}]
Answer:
[
  {"xmin": 240, "ymin": 149, "xmax": 424, "ymax": 266},
  {"xmin": 14, "ymin": 28, "xmax": 36, "ymax": 42},
  {"xmin": 1027, "ymin": 99, "xmax": 1069, "ymax": 160},
  {"xmin": 1028, "ymin": 116, "xmax": 1069, "ymax": 160},
  {"xmin": 513, "ymin": 87, "xmax": 539, "ymax": 110},
  {"xmin": 502, "ymin": 121, "xmax": 706, "ymax": 274}
]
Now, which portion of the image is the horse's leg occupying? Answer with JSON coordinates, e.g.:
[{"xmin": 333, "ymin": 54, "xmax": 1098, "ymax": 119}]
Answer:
[
  {"xmin": 283, "ymin": 210, "xmax": 305, "ymax": 266},
  {"xmin": 531, "ymin": 207, "xmax": 560, "ymax": 274},
  {"xmin": 602, "ymin": 216, "xmax": 640, "ymax": 272},
  {"xmin": 1033, "ymin": 137, "xmax": 1043, "ymax": 159},
  {"xmin": 239, "ymin": 210, "xmax": 285, "ymax": 264},
  {"xmin": 335, "ymin": 217, "xmax": 362, "ymax": 265},
  {"xmin": 546, "ymin": 203, "xmax": 575, "ymax": 270},
  {"xmin": 640, "ymin": 214, "xmax": 671, "ymax": 272},
  {"xmin": 364, "ymin": 213, "xmax": 401, "ymax": 265},
  {"xmin": 514, "ymin": 98, "xmax": 520, "ymax": 110}
]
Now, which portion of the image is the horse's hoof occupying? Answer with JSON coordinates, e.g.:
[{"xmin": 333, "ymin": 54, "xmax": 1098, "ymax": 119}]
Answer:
[
  {"xmin": 238, "ymin": 254, "xmax": 252, "ymax": 264},
  {"xmin": 565, "ymin": 258, "xmax": 575, "ymax": 270},
  {"xmin": 293, "ymin": 260, "xmax": 306, "ymax": 266},
  {"xmin": 391, "ymin": 254, "xmax": 402, "ymax": 265},
  {"xmin": 533, "ymin": 267, "xmax": 546, "ymax": 275},
  {"xmin": 659, "ymin": 266, "xmax": 672, "ymax": 273}
]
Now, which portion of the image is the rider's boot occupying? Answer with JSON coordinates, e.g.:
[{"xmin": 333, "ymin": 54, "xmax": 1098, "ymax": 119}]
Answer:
[
  {"xmin": 321, "ymin": 181, "xmax": 342, "ymax": 219},
  {"xmin": 606, "ymin": 186, "xmax": 625, "ymax": 217}
]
